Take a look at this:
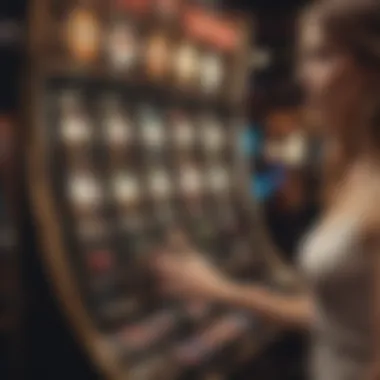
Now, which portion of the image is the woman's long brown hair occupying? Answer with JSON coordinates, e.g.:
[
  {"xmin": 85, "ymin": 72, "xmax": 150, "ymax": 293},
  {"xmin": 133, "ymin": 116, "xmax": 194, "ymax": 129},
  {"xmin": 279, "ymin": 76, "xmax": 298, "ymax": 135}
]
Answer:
[{"xmin": 305, "ymin": 0, "xmax": 380, "ymax": 204}]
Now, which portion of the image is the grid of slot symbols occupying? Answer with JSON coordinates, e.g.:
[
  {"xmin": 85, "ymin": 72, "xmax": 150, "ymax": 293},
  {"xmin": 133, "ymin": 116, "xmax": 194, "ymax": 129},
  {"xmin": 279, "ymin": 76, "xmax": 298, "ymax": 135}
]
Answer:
[
  {"xmin": 60, "ymin": 0, "xmax": 240, "ymax": 100},
  {"xmin": 105, "ymin": 10, "xmax": 236, "ymax": 97},
  {"xmin": 56, "ymin": 87, "xmax": 237, "ymax": 241}
]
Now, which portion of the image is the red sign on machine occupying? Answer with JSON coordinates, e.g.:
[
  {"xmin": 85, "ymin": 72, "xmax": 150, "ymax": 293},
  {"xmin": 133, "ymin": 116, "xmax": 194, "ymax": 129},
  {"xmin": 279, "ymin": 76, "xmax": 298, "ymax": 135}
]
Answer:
[{"xmin": 183, "ymin": 8, "xmax": 240, "ymax": 52}]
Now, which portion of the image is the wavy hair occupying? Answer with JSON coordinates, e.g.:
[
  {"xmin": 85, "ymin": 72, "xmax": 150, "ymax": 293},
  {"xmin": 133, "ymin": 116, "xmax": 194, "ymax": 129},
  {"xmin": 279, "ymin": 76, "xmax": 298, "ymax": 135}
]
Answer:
[{"xmin": 303, "ymin": 0, "xmax": 380, "ymax": 203}]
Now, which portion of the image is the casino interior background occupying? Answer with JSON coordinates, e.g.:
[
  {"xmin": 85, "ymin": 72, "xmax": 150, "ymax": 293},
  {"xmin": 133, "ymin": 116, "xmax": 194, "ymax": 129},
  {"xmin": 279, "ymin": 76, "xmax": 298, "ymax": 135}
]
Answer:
[{"xmin": 0, "ymin": 0, "xmax": 320, "ymax": 379}]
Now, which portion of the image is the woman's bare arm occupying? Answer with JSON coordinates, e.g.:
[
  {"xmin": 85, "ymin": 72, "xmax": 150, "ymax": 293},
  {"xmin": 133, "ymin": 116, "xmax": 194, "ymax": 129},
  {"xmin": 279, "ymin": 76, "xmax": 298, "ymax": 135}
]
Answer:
[
  {"xmin": 155, "ymin": 250, "xmax": 314, "ymax": 331},
  {"xmin": 216, "ymin": 281, "xmax": 314, "ymax": 330}
]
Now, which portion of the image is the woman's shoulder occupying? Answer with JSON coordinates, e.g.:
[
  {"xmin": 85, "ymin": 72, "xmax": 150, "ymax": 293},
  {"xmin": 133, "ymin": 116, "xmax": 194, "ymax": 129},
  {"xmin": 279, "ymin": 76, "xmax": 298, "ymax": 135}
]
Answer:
[
  {"xmin": 321, "ymin": 164, "xmax": 380, "ymax": 240},
  {"xmin": 356, "ymin": 174, "xmax": 380, "ymax": 239},
  {"xmin": 328, "ymin": 168, "xmax": 380, "ymax": 238}
]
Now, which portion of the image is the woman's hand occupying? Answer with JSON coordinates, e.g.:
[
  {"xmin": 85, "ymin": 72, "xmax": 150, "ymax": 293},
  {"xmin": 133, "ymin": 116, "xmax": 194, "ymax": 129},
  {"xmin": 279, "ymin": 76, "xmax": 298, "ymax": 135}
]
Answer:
[{"xmin": 152, "ymin": 236, "xmax": 230, "ymax": 302}]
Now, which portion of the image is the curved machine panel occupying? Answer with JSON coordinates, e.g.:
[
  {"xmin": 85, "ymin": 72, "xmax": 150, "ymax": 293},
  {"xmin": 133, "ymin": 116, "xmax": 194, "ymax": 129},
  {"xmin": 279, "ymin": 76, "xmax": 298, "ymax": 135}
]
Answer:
[{"xmin": 27, "ymin": 1, "xmax": 296, "ymax": 379}]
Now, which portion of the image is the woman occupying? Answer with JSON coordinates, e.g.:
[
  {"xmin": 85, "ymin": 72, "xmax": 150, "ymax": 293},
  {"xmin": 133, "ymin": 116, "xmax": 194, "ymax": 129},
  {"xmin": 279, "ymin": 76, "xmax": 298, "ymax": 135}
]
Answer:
[{"xmin": 154, "ymin": 0, "xmax": 380, "ymax": 379}]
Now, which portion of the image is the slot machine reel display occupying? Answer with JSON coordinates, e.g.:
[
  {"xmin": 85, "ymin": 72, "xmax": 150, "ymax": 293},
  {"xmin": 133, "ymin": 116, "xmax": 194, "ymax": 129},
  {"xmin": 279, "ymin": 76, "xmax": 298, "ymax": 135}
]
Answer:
[{"xmin": 28, "ymin": 1, "xmax": 295, "ymax": 379}]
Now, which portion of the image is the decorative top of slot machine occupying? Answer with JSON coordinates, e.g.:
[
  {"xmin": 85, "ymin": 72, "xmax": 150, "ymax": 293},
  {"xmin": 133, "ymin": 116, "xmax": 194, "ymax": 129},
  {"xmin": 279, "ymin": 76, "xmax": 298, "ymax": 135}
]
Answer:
[
  {"xmin": 29, "ymin": 0, "xmax": 250, "ymax": 108},
  {"xmin": 27, "ymin": 1, "xmax": 294, "ymax": 380}
]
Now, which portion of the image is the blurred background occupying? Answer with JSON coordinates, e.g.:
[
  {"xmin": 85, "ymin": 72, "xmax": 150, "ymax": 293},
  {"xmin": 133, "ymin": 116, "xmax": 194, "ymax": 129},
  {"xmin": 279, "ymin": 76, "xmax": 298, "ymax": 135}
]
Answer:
[{"xmin": 0, "ymin": 0, "xmax": 320, "ymax": 379}]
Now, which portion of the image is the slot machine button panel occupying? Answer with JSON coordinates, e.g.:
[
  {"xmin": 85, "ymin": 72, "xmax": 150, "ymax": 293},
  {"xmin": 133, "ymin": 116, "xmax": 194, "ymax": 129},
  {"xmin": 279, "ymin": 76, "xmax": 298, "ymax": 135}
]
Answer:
[
  {"xmin": 117, "ymin": 310, "xmax": 178, "ymax": 354},
  {"xmin": 173, "ymin": 313, "xmax": 251, "ymax": 368}
]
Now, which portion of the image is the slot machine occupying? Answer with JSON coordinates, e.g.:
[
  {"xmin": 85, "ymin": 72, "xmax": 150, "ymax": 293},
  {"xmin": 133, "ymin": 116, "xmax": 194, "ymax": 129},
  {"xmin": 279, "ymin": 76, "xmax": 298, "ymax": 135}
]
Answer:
[{"xmin": 26, "ymin": 0, "xmax": 297, "ymax": 379}]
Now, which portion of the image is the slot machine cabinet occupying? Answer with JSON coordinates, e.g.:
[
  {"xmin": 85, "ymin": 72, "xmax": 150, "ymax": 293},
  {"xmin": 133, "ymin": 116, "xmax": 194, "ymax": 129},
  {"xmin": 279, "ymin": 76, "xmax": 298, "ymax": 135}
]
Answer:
[{"xmin": 26, "ymin": 0, "xmax": 298, "ymax": 379}]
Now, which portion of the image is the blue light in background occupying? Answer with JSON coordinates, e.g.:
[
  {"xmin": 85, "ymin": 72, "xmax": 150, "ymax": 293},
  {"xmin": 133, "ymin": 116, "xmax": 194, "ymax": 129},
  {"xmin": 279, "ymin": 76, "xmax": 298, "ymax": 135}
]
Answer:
[
  {"xmin": 252, "ymin": 165, "xmax": 286, "ymax": 201},
  {"xmin": 240, "ymin": 124, "xmax": 287, "ymax": 202},
  {"xmin": 240, "ymin": 125, "xmax": 263, "ymax": 158}
]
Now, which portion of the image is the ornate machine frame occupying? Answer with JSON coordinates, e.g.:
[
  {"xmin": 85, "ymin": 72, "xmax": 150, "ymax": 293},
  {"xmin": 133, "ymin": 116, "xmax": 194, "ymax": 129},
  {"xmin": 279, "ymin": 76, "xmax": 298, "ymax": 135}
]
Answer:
[{"xmin": 26, "ymin": 1, "xmax": 295, "ymax": 379}]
